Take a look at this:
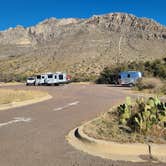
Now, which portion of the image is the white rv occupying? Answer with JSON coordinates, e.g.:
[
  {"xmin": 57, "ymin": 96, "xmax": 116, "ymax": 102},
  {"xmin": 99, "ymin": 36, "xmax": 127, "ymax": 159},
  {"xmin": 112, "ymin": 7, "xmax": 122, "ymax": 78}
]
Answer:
[
  {"xmin": 35, "ymin": 74, "xmax": 47, "ymax": 85},
  {"xmin": 45, "ymin": 72, "xmax": 70, "ymax": 85},
  {"xmin": 29, "ymin": 72, "xmax": 71, "ymax": 86}
]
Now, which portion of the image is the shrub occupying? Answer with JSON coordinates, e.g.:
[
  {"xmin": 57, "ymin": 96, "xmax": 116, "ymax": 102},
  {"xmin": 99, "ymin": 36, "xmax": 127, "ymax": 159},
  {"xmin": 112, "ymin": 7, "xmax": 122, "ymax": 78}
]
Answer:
[
  {"xmin": 72, "ymin": 73, "xmax": 97, "ymax": 82},
  {"xmin": 135, "ymin": 77, "xmax": 163, "ymax": 93},
  {"xmin": 96, "ymin": 65, "xmax": 127, "ymax": 84},
  {"xmin": 96, "ymin": 58, "xmax": 166, "ymax": 84}
]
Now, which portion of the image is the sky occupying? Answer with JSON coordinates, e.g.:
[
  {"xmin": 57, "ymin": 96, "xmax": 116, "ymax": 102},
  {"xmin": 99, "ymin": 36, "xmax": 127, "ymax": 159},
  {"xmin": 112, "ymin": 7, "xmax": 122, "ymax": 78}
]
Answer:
[{"xmin": 0, "ymin": 0, "xmax": 166, "ymax": 30}]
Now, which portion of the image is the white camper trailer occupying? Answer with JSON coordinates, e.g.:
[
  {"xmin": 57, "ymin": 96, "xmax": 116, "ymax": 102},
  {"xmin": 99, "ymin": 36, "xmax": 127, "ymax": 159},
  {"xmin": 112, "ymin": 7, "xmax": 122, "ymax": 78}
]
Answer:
[
  {"xmin": 45, "ymin": 72, "xmax": 69, "ymax": 85},
  {"xmin": 26, "ymin": 72, "xmax": 71, "ymax": 86},
  {"xmin": 35, "ymin": 74, "xmax": 47, "ymax": 85}
]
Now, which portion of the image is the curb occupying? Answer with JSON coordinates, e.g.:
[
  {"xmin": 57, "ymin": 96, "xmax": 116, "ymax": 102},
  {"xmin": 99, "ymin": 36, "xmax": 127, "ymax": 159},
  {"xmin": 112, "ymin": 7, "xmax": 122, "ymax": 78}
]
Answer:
[{"xmin": 67, "ymin": 123, "xmax": 166, "ymax": 163}]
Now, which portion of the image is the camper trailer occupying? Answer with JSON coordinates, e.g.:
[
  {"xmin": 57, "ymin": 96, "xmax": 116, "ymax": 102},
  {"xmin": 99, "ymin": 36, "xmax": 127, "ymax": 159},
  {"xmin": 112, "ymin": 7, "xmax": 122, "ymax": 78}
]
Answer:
[
  {"xmin": 35, "ymin": 74, "xmax": 47, "ymax": 85},
  {"xmin": 118, "ymin": 71, "xmax": 142, "ymax": 86},
  {"xmin": 27, "ymin": 72, "xmax": 71, "ymax": 86},
  {"xmin": 45, "ymin": 72, "xmax": 70, "ymax": 85}
]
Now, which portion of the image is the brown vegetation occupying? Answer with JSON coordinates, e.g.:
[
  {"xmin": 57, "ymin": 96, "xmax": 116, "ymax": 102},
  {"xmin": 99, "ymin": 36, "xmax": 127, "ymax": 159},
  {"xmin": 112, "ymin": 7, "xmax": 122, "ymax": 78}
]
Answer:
[{"xmin": 0, "ymin": 89, "xmax": 48, "ymax": 105}]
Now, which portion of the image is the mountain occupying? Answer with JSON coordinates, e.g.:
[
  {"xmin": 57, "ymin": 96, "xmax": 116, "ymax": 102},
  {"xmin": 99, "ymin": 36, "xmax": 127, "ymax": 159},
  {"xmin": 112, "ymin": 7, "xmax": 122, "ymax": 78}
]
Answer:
[{"xmin": 0, "ymin": 13, "xmax": 166, "ymax": 80}]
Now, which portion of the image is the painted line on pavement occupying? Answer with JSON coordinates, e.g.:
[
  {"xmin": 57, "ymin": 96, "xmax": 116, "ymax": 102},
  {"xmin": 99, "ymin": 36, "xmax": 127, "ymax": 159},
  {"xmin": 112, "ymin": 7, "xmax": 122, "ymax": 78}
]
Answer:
[
  {"xmin": 54, "ymin": 101, "xmax": 80, "ymax": 112},
  {"xmin": 68, "ymin": 101, "xmax": 80, "ymax": 106},
  {"xmin": 0, "ymin": 117, "xmax": 31, "ymax": 128}
]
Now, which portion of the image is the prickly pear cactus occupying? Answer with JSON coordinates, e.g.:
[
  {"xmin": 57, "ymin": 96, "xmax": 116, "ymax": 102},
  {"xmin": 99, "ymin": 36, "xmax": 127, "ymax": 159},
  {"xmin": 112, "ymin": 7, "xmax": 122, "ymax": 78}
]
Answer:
[{"xmin": 117, "ymin": 96, "xmax": 166, "ymax": 135}]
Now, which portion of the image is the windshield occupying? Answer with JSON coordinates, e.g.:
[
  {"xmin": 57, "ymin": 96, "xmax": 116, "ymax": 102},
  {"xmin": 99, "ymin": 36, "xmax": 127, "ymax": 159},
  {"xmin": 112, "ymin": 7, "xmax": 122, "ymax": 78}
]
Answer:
[{"xmin": 27, "ymin": 77, "xmax": 35, "ymax": 80}]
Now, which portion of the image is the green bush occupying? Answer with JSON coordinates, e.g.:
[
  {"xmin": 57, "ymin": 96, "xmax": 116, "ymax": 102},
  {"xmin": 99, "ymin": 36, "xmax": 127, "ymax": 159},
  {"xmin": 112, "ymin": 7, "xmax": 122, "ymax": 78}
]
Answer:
[
  {"xmin": 96, "ymin": 65, "xmax": 127, "ymax": 84},
  {"xmin": 96, "ymin": 58, "xmax": 166, "ymax": 84}
]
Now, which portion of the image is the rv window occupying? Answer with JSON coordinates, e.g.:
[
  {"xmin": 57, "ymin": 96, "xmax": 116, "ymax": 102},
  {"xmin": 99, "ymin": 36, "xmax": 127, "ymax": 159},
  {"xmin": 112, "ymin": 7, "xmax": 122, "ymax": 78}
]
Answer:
[
  {"xmin": 54, "ymin": 75, "xmax": 57, "ymax": 79},
  {"xmin": 59, "ymin": 75, "xmax": 63, "ymax": 80},
  {"xmin": 42, "ymin": 76, "xmax": 45, "ymax": 79},
  {"xmin": 37, "ymin": 75, "xmax": 41, "ymax": 79},
  {"xmin": 48, "ymin": 74, "xmax": 53, "ymax": 79},
  {"xmin": 127, "ymin": 74, "xmax": 130, "ymax": 78}
]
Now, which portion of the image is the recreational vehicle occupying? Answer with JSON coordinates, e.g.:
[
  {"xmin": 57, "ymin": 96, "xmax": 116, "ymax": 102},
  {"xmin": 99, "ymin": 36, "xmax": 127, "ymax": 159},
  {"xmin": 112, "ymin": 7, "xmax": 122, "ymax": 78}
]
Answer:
[
  {"xmin": 118, "ymin": 71, "xmax": 142, "ymax": 86},
  {"xmin": 35, "ymin": 74, "xmax": 47, "ymax": 85},
  {"xmin": 26, "ymin": 72, "xmax": 71, "ymax": 86},
  {"xmin": 45, "ymin": 72, "xmax": 70, "ymax": 85}
]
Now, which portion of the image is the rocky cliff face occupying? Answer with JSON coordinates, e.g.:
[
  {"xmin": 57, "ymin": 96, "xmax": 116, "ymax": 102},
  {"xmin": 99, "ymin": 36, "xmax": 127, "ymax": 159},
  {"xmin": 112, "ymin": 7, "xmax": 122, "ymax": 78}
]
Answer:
[
  {"xmin": 1, "ymin": 13, "xmax": 166, "ymax": 45},
  {"xmin": 0, "ymin": 13, "xmax": 166, "ymax": 77}
]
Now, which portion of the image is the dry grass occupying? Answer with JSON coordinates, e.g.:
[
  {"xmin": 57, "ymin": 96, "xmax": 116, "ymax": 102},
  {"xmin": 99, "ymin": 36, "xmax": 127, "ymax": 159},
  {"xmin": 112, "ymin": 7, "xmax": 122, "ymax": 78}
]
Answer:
[
  {"xmin": 0, "ymin": 89, "xmax": 48, "ymax": 105},
  {"xmin": 135, "ymin": 77, "xmax": 164, "ymax": 94},
  {"xmin": 0, "ymin": 82, "xmax": 23, "ymax": 86},
  {"xmin": 83, "ymin": 116, "xmax": 147, "ymax": 144}
]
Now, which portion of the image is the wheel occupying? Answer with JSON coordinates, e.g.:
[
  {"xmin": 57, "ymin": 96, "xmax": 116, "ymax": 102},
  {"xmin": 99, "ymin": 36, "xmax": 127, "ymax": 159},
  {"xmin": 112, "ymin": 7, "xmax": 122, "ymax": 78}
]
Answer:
[{"xmin": 129, "ymin": 83, "xmax": 134, "ymax": 87}]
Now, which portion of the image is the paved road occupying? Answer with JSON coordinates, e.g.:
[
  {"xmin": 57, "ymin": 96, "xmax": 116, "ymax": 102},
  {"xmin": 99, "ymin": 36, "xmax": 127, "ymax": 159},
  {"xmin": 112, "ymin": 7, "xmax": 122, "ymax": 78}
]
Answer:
[{"xmin": 0, "ymin": 84, "xmax": 164, "ymax": 166}]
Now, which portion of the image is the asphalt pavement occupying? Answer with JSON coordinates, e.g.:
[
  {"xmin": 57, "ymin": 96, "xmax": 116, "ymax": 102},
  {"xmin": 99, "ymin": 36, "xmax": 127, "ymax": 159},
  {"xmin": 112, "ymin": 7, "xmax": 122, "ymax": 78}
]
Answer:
[{"xmin": 0, "ymin": 84, "xmax": 165, "ymax": 166}]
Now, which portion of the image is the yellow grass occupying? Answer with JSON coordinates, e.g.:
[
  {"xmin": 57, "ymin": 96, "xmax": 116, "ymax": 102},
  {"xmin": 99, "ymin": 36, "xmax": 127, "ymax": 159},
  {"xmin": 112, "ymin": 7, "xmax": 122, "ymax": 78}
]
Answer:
[
  {"xmin": 0, "ymin": 82, "xmax": 23, "ymax": 86},
  {"xmin": 0, "ymin": 89, "xmax": 48, "ymax": 105}
]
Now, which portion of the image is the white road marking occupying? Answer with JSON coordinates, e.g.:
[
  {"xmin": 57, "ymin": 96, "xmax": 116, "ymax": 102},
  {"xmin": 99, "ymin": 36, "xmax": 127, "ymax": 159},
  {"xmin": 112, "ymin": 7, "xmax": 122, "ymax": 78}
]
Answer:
[
  {"xmin": 54, "ymin": 107, "xmax": 64, "ymax": 111},
  {"xmin": 0, "ymin": 117, "xmax": 31, "ymax": 128},
  {"xmin": 53, "ymin": 101, "xmax": 80, "ymax": 112},
  {"xmin": 68, "ymin": 101, "xmax": 80, "ymax": 106}
]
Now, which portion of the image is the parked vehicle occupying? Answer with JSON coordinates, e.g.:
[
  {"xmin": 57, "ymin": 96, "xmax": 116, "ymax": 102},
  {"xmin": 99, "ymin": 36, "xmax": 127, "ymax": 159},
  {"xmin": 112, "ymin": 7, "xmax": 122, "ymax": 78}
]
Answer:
[
  {"xmin": 27, "ymin": 72, "xmax": 71, "ymax": 86},
  {"xmin": 35, "ymin": 74, "xmax": 48, "ymax": 85},
  {"xmin": 118, "ymin": 71, "xmax": 142, "ymax": 86},
  {"xmin": 26, "ymin": 77, "xmax": 36, "ymax": 86},
  {"xmin": 45, "ymin": 72, "xmax": 71, "ymax": 85}
]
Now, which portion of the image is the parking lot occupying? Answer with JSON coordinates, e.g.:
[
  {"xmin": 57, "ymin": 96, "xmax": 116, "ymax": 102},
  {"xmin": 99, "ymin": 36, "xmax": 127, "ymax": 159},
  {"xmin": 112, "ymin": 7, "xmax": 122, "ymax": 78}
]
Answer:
[{"xmin": 0, "ymin": 84, "xmax": 164, "ymax": 166}]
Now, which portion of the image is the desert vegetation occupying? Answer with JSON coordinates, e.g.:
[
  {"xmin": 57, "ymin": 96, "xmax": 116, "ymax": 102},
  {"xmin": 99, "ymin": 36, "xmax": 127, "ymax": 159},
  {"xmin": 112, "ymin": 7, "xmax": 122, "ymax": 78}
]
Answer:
[
  {"xmin": 96, "ymin": 58, "xmax": 166, "ymax": 94},
  {"xmin": 83, "ymin": 97, "xmax": 166, "ymax": 144},
  {"xmin": 96, "ymin": 57, "xmax": 166, "ymax": 84},
  {"xmin": 0, "ymin": 13, "xmax": 166, "ymax": 85},
  {"xmin": 134, "ymin": 77, "xmax": 166, "ymax": 95}
]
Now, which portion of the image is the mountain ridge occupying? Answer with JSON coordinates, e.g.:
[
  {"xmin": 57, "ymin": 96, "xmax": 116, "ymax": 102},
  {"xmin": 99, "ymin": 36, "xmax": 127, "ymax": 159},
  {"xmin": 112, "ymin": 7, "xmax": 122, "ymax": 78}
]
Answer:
[{"xmin": 0, "ymin": 12, "xmax": 166, "ymax": 80}]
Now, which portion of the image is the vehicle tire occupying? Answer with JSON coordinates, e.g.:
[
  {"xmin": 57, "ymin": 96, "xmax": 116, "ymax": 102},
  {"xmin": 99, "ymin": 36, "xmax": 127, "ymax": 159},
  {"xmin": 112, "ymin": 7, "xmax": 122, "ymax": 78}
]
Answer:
[{"xmin": 129, "ymin": 83, "xmax": 134, "ymax": 87}]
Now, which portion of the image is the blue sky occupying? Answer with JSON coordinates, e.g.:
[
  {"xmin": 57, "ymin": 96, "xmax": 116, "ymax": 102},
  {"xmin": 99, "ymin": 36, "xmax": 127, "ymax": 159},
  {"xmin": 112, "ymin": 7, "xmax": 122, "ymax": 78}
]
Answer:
[{"xmin": 0, "ymin": 0, "xmax": 165, "ymax": 30}]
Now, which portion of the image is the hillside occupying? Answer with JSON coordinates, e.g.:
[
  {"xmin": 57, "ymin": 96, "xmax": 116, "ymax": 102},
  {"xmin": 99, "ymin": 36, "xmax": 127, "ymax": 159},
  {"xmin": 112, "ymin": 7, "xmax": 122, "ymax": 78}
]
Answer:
[{"xmin": 0, "ymin": 13, "xmax": 166, "ymax": 81}]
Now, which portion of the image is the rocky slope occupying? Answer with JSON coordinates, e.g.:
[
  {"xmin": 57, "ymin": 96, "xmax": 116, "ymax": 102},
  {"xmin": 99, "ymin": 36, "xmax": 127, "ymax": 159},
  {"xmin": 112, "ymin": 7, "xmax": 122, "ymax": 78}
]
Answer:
[{"xmin": 0, "ymin": 13, "xmax": 166, "ymax": 80}]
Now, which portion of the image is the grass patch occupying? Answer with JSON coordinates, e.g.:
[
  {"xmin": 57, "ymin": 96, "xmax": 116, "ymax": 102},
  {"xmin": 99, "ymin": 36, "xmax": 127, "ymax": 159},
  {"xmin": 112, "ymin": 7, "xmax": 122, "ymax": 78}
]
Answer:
[
  {"xmin": 0, "ymin": 82, "xmax": 23, "ymax": 86},
  {"xmin": 0, "ymin": 89, "xmax": 48, "ymax": 105},
  {"xmin": 83, "ymin": 97, "xmax": 166, "ymax": 144},
  {"xmin": 134, "ymin": 77, "xmax": 166, "ymax": 95}
]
